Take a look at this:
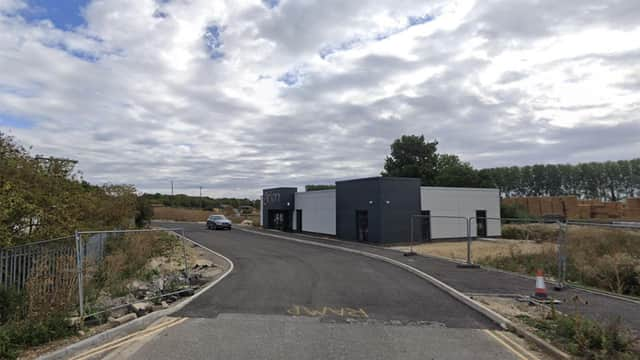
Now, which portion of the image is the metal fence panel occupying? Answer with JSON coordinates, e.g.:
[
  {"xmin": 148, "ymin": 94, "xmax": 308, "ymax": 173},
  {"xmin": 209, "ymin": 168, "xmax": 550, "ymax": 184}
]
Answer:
[
  {"xmin": 76, "ymin": 228, "xmax": 189, "ymax": 319},
  {"xmin": 0, "ymin": 236, "xmax": 76, "ymax": 291}
]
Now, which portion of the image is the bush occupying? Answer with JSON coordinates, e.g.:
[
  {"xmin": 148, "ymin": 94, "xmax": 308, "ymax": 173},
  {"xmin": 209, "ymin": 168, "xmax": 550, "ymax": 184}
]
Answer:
[
  {"xmin": 135, "ymin": 197, "xmax": 153, "ymax": 228},
  {"xmin": 0, "ymin": 314, "xmax": 77, "ymax": 359},
  {"xmin": 500, "ymin": 203, "xmax": 531, "ymax": 219},
  {"xmin": 0, "ymin": 288, "xmax": 25, "ymax": 325}
]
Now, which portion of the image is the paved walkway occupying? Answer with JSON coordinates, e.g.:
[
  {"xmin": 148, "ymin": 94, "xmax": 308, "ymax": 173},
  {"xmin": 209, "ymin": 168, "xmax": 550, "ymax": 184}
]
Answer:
[{"xmin": 247, "ymin": 227, "xmax": 640, "ymax": 334}]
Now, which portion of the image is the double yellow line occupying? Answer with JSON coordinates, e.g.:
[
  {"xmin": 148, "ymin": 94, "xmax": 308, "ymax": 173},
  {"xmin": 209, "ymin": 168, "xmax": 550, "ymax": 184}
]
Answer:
[
  {"xmin": 484, "ymin": 330, "xmax": 540, "ymax": 360},
  {"xmin": 71, "ymin": 317, "xmax": 188, "ymax": 360}
]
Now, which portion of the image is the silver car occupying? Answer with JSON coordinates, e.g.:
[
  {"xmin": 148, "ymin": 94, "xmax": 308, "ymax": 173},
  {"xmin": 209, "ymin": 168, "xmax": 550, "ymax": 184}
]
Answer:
[{"xmin": 206, "ymin": 215, "xmax": 232, "ymax": 230}]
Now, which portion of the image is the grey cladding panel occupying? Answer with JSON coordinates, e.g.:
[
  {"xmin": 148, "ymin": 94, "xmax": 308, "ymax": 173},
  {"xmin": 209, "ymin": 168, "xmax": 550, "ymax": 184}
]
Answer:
[
  {"xmin": 336, "ymin": 178, "xmax": 382, "ymax": 243},
  {"xmin": 262, "ymin": 188, "xmax": 297, "ymax": 210}
]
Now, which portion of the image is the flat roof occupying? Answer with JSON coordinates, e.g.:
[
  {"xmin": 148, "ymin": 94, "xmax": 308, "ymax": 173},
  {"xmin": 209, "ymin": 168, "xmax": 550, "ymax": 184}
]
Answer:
[
  {"xmin": 420, "ymin": 186, "xmax": 499, "ymax": 192},
  {"xmin": 297, "ymin": 189, "xmax": 336, "ymax": 195},
  {"xmin": 262, "ymin": 187, "xmax": 298, "ymax": 191},
  {"xmin": 336, "ymin": 176, "xmax": 420, "ymax": 184}
]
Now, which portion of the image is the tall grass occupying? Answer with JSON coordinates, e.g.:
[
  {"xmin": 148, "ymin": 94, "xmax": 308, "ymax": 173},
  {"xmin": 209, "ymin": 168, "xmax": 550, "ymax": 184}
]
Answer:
[
  {"xmin": 0, "ymin": 253, "xmax": 79, "ymax": 360},
  {"xmin": 86, "ymin": 232, "xmax": 182, "ymax": 303},
  {"xmin": 518, "ymin": 312, "xmax": 639, "ymax": 359},
  {"xmin": 482, "ymin": 224, "xmax": 640, "ymax": 296}
]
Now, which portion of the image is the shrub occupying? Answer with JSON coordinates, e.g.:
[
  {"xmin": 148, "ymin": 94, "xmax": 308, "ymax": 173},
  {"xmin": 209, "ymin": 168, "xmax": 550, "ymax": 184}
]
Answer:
[
  {"xmin": 0, "ymin": 326, "xmax": 18, "ymax": 360},
  {"xmin": 0, "ymin": 314, "xmax": 77, "ymax": 359},
  {"xmin": 500, "ymin": 203, "xmax": 530, "ymax": 219},
  {"xmin": 0, "ymin": 288, "xmax": 25, "ymax": 325}
]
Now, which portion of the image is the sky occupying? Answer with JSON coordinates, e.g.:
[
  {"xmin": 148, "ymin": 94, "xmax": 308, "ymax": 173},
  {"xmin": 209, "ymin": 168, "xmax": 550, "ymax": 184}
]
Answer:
[{"xmin": 0, "ymin": 0, "xmax": 639, "ymax": 198}]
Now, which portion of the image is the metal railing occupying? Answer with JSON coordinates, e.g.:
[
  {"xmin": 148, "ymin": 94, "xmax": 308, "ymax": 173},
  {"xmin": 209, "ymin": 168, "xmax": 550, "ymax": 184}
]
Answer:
[
  {"xmin": 0, "ymin": 235, "xmax": 76, "ymax": 290},
  {"xmin": 0, "ymin": 228, "xmax": 189, "ymax": 321}
]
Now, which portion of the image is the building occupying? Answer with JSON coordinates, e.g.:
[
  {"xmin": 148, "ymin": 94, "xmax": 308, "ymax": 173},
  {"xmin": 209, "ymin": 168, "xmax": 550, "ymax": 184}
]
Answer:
[{"xmin": 260, "ymin": 177, "xmax": 500, "ymax": 244}]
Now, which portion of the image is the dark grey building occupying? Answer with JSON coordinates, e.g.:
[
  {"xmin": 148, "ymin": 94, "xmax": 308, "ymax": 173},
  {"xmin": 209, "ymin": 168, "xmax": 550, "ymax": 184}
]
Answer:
[
  {"xmin": 260, "ymin": 176, "xmax": 501, "ymax": 244},
  {"xmin": 335, "ymin": 177, "xmax": 420, "ymax": 244},
  {"xmin": 261, "ymin": 187, "xmax": 296, "ymax": 231}
]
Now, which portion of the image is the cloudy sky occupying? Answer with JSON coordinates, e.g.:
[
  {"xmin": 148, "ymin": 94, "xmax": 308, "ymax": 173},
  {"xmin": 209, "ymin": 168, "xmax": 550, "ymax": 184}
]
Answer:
[{"xmin": 0, "ymin": 0, "xmax": 639, "ymax": 198}]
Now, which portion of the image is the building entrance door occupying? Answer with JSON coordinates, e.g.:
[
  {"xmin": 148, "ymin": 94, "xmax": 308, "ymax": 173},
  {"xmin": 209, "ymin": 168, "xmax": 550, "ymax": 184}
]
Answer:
[
  {"xmin": 476, "ymin": 210, "xmax": 487, "ymax": 237},
  {"xmin": 268, "ymin": 210, "xmax": 291, "ymax": 231},
  {"xmin": 296, "ymin": 209, "xmax": 302, "ymax": 232},
  {"xmin": 356, "ymin": 210, "xmax": 368, "ymax": 242}
]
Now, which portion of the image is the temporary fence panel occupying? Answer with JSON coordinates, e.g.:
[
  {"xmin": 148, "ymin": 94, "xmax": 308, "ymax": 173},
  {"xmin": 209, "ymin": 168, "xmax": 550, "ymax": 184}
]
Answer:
[{"xmin": 76, "ymin": 228, "xmax": 189, "ymax": 319}]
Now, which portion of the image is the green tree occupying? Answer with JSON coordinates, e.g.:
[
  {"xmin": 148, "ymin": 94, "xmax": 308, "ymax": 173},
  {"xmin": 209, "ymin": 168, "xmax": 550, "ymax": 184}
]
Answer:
[
  {"xmin": 382, "ymin": 135, "xmax": 439, "ymax": 185},
  {"xmin": 434, "ymin": 154, "xmax": 481, "ymax": 187},
  {"xmin": 0, "ymin": 132, "xmax": 141, "ymax": 246}
]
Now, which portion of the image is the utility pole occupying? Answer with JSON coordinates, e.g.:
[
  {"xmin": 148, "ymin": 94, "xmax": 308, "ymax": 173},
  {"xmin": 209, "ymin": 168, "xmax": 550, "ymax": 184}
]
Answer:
[
  {"xmin": 171, "ymin": 181, "xmax": 174, "ymax": 196},
  {"xmin": 199, "ymin": 186, "xmax": 203, "ymax": 209}
]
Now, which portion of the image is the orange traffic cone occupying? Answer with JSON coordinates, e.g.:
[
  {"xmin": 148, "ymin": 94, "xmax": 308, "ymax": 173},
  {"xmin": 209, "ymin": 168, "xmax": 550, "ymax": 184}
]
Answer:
[{"xmin": 534, "ymin": 269, "xmax": 547, "ymax": 299}]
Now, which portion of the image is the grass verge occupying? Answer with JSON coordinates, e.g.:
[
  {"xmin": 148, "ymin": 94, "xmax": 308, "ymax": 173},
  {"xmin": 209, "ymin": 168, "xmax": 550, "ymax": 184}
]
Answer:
[
  {"xmin": 481, "ymin": 224, "xmax": 640, "ymax": 297},
  {"xmin": 517, "ymin": 311, "xmax": 639, "ymax": 359}
]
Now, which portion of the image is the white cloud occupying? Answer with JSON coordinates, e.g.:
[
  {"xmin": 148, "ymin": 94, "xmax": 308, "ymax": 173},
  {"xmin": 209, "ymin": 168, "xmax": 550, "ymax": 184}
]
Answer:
[{"xmin": 0, "ymin": 0, "xmax": 639, "ymax": 198}]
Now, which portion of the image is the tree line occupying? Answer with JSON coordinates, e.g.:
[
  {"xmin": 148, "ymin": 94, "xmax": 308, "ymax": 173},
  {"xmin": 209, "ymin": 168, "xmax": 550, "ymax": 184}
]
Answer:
[
  {"xmin": 140, "ymin": 193, "xmax": 258, "ymax": 210},
  {"xmin": 0, "ymin": 132, "xmax": 150, "ymax": 247},
  {"xmin": 382, "ymin": 135, "xmax": 640, "ymax": 201},
  {"xmin": 479, "ymin": 160, "xmax": 640, "ymax": 201}
]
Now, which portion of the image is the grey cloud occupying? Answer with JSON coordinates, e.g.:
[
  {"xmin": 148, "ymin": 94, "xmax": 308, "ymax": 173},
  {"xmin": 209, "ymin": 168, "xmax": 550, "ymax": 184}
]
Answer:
[
  {"xmin": 1, "ymin": 0, "xmax": 640, "ymax": 198},
  {"xmin": 497, "ymin": 71, "xmax": 528, "ymax": 84},
  {"xmin": 471, "ymin": 1, "xmax": 640, "ymax": 44}
]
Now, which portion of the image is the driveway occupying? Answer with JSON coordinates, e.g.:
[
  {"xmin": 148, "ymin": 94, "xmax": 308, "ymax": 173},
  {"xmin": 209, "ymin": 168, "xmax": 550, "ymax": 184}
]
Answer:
[{"xmin": 94, "ymin": 222, "xmax": 533, "ymax": 360}]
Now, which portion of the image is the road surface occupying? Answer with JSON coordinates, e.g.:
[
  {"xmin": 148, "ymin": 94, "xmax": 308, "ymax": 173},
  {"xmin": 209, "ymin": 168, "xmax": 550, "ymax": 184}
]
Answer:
[{"xmin": 93, "ymin": 223, "xmax": 533, "ymax": 360}]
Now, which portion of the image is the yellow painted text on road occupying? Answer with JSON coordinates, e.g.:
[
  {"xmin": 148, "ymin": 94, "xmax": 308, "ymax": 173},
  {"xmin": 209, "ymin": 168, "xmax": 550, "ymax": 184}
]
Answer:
[{"xmin": 287, "ymin": 305, "xmax": 368, "ymax": 318}]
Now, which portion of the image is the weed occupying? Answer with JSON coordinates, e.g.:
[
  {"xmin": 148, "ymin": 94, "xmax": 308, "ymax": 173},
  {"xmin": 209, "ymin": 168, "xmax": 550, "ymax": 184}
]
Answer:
[
  {"xmin": 519, "ymin": 313, "xmax": 638, "ymax": 359},
  {"xmin": 488, "ymin": 225, "xmax": 640, "ymax": 296}
]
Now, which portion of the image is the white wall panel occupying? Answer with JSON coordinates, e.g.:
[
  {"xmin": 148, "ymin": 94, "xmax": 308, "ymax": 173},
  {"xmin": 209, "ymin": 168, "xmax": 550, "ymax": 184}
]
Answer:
[
  {"xmin": 293, "ymin": 190, "xmax": 336, "ymax": 235},
  {"xmin": 259, "ymin": 195, "xmax": 264, "ymax": 227},
  {"xmin": 420, "ymin": 187, "xmax": 501, "ymax": 239}
]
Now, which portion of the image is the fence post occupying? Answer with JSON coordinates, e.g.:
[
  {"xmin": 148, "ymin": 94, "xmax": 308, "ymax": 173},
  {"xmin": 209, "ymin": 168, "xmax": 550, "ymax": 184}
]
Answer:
[
  {"xmin": 555, "ymin": 221, "xmax": 568, "ymax": 291},
  {"xmin": 74, "ymin": 231, "xmax": 84, "ymax": 319},
  {"xmin": 457, "ymin": 217, "xmax": 480, "ymax": 268}
]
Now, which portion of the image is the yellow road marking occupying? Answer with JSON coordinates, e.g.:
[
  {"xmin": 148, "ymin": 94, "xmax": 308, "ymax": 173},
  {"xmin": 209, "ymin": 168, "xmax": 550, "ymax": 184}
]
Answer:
[
  {"xmin": 71, "ymin": 317, "xmax": 188, "ymax": 360},
  {"xmin": 286, "ymin": 305, "xmax": 368, "ymax": 318},
  {"xmin": 491, "ymin": 330, "xmax": 540, "ymax": 360},
  {"xmin": 483, "ymin": 330, "xmax": 530, "ymax": 360}
]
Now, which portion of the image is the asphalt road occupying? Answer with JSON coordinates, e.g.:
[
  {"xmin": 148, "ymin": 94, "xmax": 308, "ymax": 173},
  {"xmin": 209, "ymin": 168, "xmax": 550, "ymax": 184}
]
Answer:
[{"xmin": 103, "ymin": 223, "xmax": 527, "ymax": 360}]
